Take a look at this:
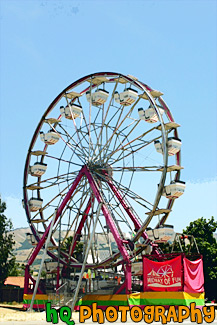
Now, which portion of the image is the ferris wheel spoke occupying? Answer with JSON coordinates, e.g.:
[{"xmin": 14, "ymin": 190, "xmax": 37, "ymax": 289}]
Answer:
[
  {"xmin": 50, "ymin": 180, "xmax": 91, "ymax": 239},
  {"xmin": 100, "ymin": 106, "xmax": 125, "ymax": 161},
  {"xmin": 34, "ymin": 177, "xmax": 88, "ymax": 222},
  {"xmin": 26, "ymin": 170, "xmax": 80, "ymax": 188},
  {"xmin": 105, "ymin": 104, "xmax": 124, "ymax": 130},
  {"xmin": 37, "ymin": 177, "xmax": 77, "ymax": 191},
  {"xmin": 110, "ymin": 120, "xmax": 144, "ymax": 156},
  {"xmin": 30, "ymin": 180, "xmax": 75, "ymax": 220},
  {"xmin": 110, "ymin": 119, "xmax": 141, "ymax": 156},
  {"xmin": 65, "ymin": 97, "xmax": 91, "ymax": 160},
  {"xmin": 58, "ymin": 124, "xmax": 88, "ymax": 160},
  {"xmin": 68, "ymin": 181, "xmax": 91, "ymax": 213},
  {"xmin": 106, "ymin": 126, "xmax": 158, "ymax": 162},
  {"xmin": 59, "ymin": 126, "xmax": 88, "ymax": 160},
  {"xmin": 111, "ymin": 166, "xmax": 163, "ymax": 172},
  {"xmin": 88, "ymin": 81, "xmax": 94, "ymax": 160},
  {"xmin": 92, "ymin": 170, "xmax": 153, "ymax": 217},
  {"xmin": 45, "ymin": 154, "xmax": 83, "ymax": 167},
  {"xmin": 78, "ymin": 103, "xmax": 95, "ymax": 155},
  {"xmin": 55, "ymin": 186, "xmax": 90, "ymax": 243},
  {"xmin": 111, "ymin": 135, "xmax": 162, "ymax": 165},
  {"xmin": 104, "ymin": 177, "xmax": 145, "ymax": 229},
  {"xmin": 103, "ymin": 183, "xmax": 134, "ymax": 232},
  {"xmin": 92, "ymin": 82, "xmax": 119, "ymax": 159},
  {"xmin": 26, "ymin": 178, "xmax": 77, "ymax": 193},
  {"xmin": 70, "ymin": 124, "xmax": 95, "ymax": 161},
  {"xmin": 92, "ymin": 103, "xmax": 103, "ymax": 125},
  {"xmin": 109, "ymin": 176, "xmax": 154, "ymax": 210},
  {"xmin": 64, "ymin": 192, "xmax": 93, "ymax": 249},
  {"xmin": 92, "ymin": 98, "xmax": 141, "ymax": 163}
]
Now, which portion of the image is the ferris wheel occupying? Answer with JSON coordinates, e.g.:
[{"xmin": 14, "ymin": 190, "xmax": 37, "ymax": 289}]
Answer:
[
  {"xmin": 157, "ymin": 265, "xmax": 173, "ymax": 277},
  {"xmin": 23, "ymin": 72, "xmax": 185, "ymax": 279}
]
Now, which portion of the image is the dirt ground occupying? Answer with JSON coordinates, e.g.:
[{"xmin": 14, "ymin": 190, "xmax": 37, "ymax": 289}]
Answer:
[
  {"xmin": 0, "ymin": 304, "xmax": 80, "ymax": 323},
  {"xmin": 0, "ymin": 305, "xmax": 46, "ymax": 322}
]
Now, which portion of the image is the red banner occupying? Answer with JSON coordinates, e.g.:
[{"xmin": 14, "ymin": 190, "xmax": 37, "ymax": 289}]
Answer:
[
  {"xmin": 183, "ymin": 258, "xmax": 204, "ymax": 293},
  {"xmin": 143, "ymin": 256, "xmax": 182, "ymax": 291}
]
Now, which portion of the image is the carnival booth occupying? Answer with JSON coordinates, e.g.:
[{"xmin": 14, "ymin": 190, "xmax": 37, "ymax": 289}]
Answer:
[{"xmin": 74, "ymin": 254, "xmax": 204, "ymax": 310}]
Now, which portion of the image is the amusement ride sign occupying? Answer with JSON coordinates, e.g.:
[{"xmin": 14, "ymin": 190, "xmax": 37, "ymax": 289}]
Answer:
[{"xmin": 143, "ymin": 255, "xmax": 182, "ymax": 291}]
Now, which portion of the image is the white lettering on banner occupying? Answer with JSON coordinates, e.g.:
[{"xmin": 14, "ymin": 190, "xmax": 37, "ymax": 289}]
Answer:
[{"xmin": 147, "ymin": 264, "xmax": 181, "ymax": 288}]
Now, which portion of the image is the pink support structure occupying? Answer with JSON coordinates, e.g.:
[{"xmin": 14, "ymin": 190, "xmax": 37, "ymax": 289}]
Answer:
[
  {"xmin": 83, "ymin": 166, "xmax": 131, "ymax": 265},
  {"xmin": 24, "ymin": 265, "xmax": 30, "ymax": 294},
  {"xmin": 115, "ymin": 281, "xmax": 127, "ymax": 294},
  {"xmin": 125, "ymin": 263, "xmax": 132, "ymax": 294},
  {"xmin": 25, "ymin": 164, "xmax": 137, "ymax": 294},
  {"xmin": 28, "ymin": 167, "xmax": 85, "ymax": 266},
  {"xmin": 107, "ymin": 179, "xmax": 148, "ymax": 236},
  {"xmin": 68, "ymin": 196, "xmax": 94, "ymax": 260},
  {"xmin": 24, "ymin": 265, "xmax": 43, "ymax": 294},
  {"xmin": 24, "ymin": 167, "xmax": 85, "ymax": 294},
  {"xmin": 115, "ymin": 263, "xmax": 132, "ymax": 295},
  {"xmin": 106, "ymin": 177, "xmax": 160, "ymax": 255}
]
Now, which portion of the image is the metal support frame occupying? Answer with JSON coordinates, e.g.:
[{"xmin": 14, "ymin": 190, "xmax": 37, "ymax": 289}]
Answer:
[
  {"xmin": 27, "ymin": 167, "xmax": 85, "ymax": 267},
  {"xmin": 106, "ymin": 177, "xmax": 160, "ymax": 255},
  {"xmin": 29, "ymin": 209, "xmax": 57, "ymax": 311},
  {"xmin": 83, "ymin": 165, "xmax": 131, "ymax": 265},
  {"xmin": 71, "ymin": 203, "xmax": 102, "ymax": 311},
  {"xmin": 115, "ymin": 263, "xmax": 132, "ymax": 294},
  {"xmin": 25, "ymin": 159, "xmax": 174, "ymax": 299},
  {"xmin": 24, "ymin": 164, "xmax": 134, "ymax": 297},
  {"xmin": 67, "ymin": 197, "xmax": 94, "ymax": 262}
]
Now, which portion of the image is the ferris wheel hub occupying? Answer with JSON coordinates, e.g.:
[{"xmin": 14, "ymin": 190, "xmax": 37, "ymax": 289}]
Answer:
[{"xmin": 88, "ymin": 162, "xmax": 113, "ymax": 179}]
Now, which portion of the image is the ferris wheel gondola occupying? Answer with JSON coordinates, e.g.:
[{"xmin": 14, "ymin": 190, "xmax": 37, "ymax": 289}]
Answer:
[{"xmin": 23, "ymin": 72, "xmax": 185, "ymax": 294}]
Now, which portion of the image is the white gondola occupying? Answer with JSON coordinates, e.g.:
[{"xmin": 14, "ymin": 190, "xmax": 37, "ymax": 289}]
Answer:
[
  {"xmin": 162, "ymin": 180, "xmax": 186, "ymax": 199},
  {"xmin": 154, "ymin": 137, "xmax": 182, "ymax": 156},
  {"xmin": 146, "ymin": 225, "xmax": 175, "ymax": 244},
  {"xmin": 28, "ymin": 197, "xmax": 43, "ymax": 212},
  {"xmin": 138, "ymin": 106, "xmax": 164, "ymax": 123},
  {"xmin": 40, "ymin": 130, "xmax": 60, "ymax": 145},
  {"xmin": 167, "ymin": 137, "xmax": 182, "ymax": 155},
  {"xmin": 29, "ymin": 162, "xmax": 47, "ymax": 177},
  {"xmin": 114, "ymin": 88, "xmax": 138, "ymax": 106},
  {"xmin": 60, "ymin": 103, "xmax": 82, "ymax": 119},
  {"xmin": 154, "ymin": 140, "xmax": 163, "ymax": 154},
  {"xmin": 86, "ymin": 89, "xmax": 109, "ymax": 106}
]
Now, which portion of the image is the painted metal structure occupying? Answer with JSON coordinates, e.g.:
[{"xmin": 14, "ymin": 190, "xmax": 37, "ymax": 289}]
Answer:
[{"xmin": 23, "ymin": 72, "xmax": 183, "ymax": 305}]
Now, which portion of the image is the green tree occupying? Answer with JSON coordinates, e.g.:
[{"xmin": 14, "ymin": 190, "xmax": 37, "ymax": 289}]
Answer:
[
  {"xmin": 183, "ymin": 216, "xmax": 217, "ymax": 300},
  {"xmin": 8, "ymin": 261, "xmax": 21, "ymax": 276},
  {"xmin": 0, "ymin": 198, "xmax": 17, "ymax": 286},
  {"xmin": 63, "ymin": 236, "xmax": 83, "ymax": 253}
]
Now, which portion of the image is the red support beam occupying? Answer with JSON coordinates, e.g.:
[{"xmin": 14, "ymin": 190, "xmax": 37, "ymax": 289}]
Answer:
[
  {"xmin": 27, "ymin": 167, "xmax": 85, "ymax": 266},
  {"xmin": 68, "ymin": 196, "xmax": 94, "ymax": 261},
  {"xmin": 106, "ymin": 177, "xmax": 160, "ymax": 255},
  {"xmin": 24, "ymin": 265, "xmax": 30, "ymax": 294},
  {"xmin": 83, "ymin": 166, "xmax": 131, "ymax": 264}
]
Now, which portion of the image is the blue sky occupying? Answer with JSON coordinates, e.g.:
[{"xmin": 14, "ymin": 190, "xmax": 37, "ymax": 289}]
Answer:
[{"xmin": 0, "ymin": 0, "xmax": 216, "ymax": 232}]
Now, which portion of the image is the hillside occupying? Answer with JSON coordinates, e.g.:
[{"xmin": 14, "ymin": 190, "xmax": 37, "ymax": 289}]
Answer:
[
  {"xmin": 10, "ymin": 227, "xmax": 118, "ymax": 270},
  {"xmin": 10, "ymin": 227, "xmax": 217, "ymax": 271}
]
